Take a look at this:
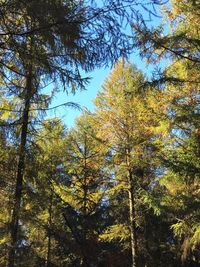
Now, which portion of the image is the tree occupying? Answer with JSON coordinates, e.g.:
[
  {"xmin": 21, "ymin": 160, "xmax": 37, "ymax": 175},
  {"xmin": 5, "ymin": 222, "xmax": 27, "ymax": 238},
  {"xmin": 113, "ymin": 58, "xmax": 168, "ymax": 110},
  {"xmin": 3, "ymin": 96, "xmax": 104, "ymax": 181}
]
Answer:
[
  {"xmin": 94, "ymin": 60, "xmax": 161, "ymax": 267},
  {"xmin": 0, "ymin": 1, "xmax": 148, "ymax": 266},
  {"xmin": 157, "ymin": 67, "xmax": 200, "ymax": 265},
  {"xmin": 22, "ymin": 118, "xmax": 67, "ymax": 267},
  {"xmin": 2, "ymin": 1, "xmax": 199, "ymax": 266},
  {"xmin": 133, "ymin": 0, "xmax": 200, "ymax": 263},
  {"xmin": 132, "ymin": 0, "xmax": 200, "ymax": 84},
  {"xmin": 54, "ymin": 113, "xmax": 109, "ymax": 266},
  {"xmin": 0, "ymin": 94, "xmax": 19, "ymax": 266}
]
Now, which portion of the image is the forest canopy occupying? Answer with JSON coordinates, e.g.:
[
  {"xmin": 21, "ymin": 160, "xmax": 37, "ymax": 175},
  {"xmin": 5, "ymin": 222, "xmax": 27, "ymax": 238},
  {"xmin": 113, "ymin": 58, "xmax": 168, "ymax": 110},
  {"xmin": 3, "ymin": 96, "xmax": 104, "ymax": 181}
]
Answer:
[{"xmin": 0, "ymin": 0, "xmax": 199, "ymax": 267}]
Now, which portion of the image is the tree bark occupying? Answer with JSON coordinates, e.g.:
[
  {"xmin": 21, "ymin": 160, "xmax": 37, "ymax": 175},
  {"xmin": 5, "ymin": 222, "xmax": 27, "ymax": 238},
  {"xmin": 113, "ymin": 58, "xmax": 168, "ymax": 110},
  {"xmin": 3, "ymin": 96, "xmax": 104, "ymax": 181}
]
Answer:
[
  {"xmin": 8, "ymin": 68, "xmax": 33, "ymax": 267},
  {"xmin": 82, "ymin": 257, "xmax": 90, "ymax": 267},
  {"xmin": 128, "ymin": 170, "xmax": 137, "ymax": 267},
  {"xmin": 82, "ymin": 134, "xmax": 90, "ymax": 267},
  {"xmin": 126, "ymin": 145, "xmax": 137, "ymax": 267},
  {"xmin": 46, "ymin": 191, "xmax": 53, "ymax": 267}
]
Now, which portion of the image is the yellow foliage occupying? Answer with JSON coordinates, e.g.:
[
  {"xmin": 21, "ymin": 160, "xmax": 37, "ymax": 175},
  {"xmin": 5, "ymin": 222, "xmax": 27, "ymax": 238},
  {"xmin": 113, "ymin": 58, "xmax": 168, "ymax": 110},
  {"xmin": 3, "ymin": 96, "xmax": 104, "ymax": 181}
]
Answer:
[{"xmin": 99, "ymin": 224, "xmax": 129, "ymax": 242}]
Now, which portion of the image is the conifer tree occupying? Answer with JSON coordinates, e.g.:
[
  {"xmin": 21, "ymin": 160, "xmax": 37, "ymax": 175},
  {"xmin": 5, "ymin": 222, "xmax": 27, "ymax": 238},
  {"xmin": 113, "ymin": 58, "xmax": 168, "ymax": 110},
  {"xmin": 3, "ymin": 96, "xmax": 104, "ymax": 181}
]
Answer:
[
  {"xmin": 133, "ymin": 0, "xmax": 200, "ymax": 263},
  {"xmin": 94, "ymin": 61, "xmax": 162, "ymax": 267},
  {"xmin": 54, "ymin": 113, "xmax": 109, "ymax": 266},
  {"xmin": 0, "ymin": 1, "xmax": 146, "ymax": 266}
]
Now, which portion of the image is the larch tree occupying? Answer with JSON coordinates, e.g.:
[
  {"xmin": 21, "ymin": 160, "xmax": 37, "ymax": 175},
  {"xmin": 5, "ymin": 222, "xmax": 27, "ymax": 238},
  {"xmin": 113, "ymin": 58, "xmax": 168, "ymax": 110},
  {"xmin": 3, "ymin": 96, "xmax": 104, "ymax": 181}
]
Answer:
[
  {"xmin": 22, "ymin": 118, "xmax": 67, "ymax": 267},
  {"xmin": 1, "ymin": 1, "xmax": 199, "ymax": 266},
  {"xmin": 54, "ymin": 113, "xmax": 110, "ymax": 267},
  {"xmin": 0, "ymin": 1, "xmax": 153, "ymax": 266},
  {"xmin": 133, "ymin": 0, "xmax": 200, "ymax": 264},
  {"xmin": 94, "ymin": 61, "xmax": 162, "ymax": 267}
]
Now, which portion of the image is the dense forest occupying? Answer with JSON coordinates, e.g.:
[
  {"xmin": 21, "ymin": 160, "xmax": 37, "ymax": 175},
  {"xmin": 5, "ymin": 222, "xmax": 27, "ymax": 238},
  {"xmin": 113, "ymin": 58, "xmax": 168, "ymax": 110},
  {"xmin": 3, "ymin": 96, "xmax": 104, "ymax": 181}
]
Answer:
[{"xmin": 0, "ymin": 0, "xmax": 199, "ymax": 267}]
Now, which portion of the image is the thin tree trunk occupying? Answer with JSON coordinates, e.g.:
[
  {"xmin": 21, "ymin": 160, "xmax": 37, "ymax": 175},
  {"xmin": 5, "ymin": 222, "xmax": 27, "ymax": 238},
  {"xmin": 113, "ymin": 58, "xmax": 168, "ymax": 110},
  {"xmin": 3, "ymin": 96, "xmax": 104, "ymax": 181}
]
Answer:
[
  {"xmin": 144, "ymin": 217, "xmax": 150, "ymax": 267},
  {"xmin": 8, "ymin": 69, "xmax": 33, "ymax": 267},
  {"xmin": 128, "ymin": 170, "xmax": 137, "ymax": 267},
  {"xmin": 126, "ymin": 145, "xmax": 137, "ymax": 267},
  {"xmin": 83, "ymin": 134, "xmax": 87, "ymax": 238},
  {"xmin": 82, "ymin": 134, "xmax": 90, "ymax": 267},
  {"xmin": 46, "ymin": 190, "xmax": 53, "ymax": 267}
]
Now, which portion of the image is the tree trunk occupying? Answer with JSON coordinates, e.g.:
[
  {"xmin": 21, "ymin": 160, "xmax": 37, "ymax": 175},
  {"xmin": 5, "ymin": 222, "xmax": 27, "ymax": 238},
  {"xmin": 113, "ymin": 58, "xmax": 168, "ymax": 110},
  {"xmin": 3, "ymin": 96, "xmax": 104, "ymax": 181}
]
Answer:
[
  {"xmin": 128, "ymin": 170, "xmax": 137, "ymax": 267},
  {"xmin": 82, "ymin": 134, "xmax": 90, "ymax": 267},
  {"xmin": 82, "ymin": 257, "xmax": 90, "ymax": 267},
  {"xmin": 46, "ymin": 191, "xmax": 53, "ymax": 267},
  {"xmin": 7, "ymin": 69, "xmax": 33, "ymax": 267},
  {"xmin": 126, "ymin": 145, "xmax": 137, "ymax": 267}
]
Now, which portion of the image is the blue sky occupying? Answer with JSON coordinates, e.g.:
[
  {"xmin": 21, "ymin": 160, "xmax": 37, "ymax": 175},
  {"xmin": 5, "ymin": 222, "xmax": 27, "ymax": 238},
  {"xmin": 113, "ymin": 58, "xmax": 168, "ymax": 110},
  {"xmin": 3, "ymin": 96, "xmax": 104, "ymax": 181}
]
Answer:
[
  {"xmin": 48, "ymin": 67, "xmax": 110, "ymax": 128},
  {"xmin": 47, "ymin": 3, "xmax": 167, "ymax": 128},
  {"xmin": 48, "ymin": 53, "xmax": 160, "ymax": 128}
]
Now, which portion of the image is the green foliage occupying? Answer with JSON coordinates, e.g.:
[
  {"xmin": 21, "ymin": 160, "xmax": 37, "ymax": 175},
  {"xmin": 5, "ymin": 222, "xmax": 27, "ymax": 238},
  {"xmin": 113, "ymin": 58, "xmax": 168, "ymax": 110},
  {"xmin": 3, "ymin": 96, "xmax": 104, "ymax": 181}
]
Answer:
[
  {"xmin": 0, "ymin": 1, "xmax": 200, "ymax": 266},
  {"xmin": 138, "ymin": 189, "xmax": 161, "ymax": 216},
  {"xmin": 99, "ymin": 224, "xmax": 129, "ymax": 243}
]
